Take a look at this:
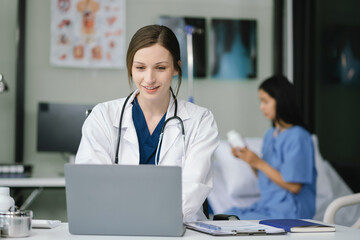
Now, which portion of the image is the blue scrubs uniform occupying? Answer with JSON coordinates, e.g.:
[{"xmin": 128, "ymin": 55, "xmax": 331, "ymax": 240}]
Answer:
[
  {"xmin": 132, "ymin": 98, "xmax": 166, "ymax": 165},
  {"xmin": 226, "ymin": 126, "xmax": 317, "ymax": 219}
]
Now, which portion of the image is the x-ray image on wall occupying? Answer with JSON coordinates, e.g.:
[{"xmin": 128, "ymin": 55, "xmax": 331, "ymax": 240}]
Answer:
[
  {"xmin": 322, "ymin": 26, "xmax": 360, "ymax": 85},
  {"xmin": 210, "ymin": 19, "xmax": 257, "ymax": 80},
  {"xmin": 158, "ymin": 16, "xmax": 206, "ymax": 78}
]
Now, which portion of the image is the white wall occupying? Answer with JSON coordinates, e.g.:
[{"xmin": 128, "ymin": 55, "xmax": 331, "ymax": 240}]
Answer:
[
  {"xmin": 0, "ymin": 0, "xmax": 17, "ymax": 164},
  {"xmin": 25, "ymin": 0, "xmax": 273, "ymax": 178},
  {"xmin": 1, "ymin": 0, "xmax": 273, "ymax": 220}
]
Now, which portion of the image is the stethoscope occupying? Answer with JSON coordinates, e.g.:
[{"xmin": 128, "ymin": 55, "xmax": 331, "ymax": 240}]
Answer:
[{"xmin": 114, "ymin": 89, "xmax": 185, "ymax": 165}]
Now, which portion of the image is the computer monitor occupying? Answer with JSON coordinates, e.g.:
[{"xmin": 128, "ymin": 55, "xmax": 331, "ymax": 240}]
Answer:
[{"xmin": 37, "ymin": 102, "xmax": 95, "ymax": 155}]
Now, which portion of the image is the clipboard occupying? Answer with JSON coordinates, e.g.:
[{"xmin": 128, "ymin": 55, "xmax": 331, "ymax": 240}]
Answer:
[{"xmin": 185, "ymin": 220, "xmax": 286, "ymax": 236}]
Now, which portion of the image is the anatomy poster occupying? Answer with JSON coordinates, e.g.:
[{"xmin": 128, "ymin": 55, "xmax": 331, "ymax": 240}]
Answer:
[{"xmin": 50, "ymin": 0, "xmax": 126, "ymax": 68}]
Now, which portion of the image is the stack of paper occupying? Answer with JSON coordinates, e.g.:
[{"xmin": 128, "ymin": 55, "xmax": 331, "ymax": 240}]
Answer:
[
  {"xmin": 186, "ymin": 220, "xmax": 286, "ymax": 236},
  {"xmin": 32, "ymin": 220, "xmax": 61, "ymax": 229}
]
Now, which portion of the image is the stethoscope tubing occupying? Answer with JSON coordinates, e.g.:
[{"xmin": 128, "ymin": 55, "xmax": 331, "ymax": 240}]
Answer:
[
  {"xmin": 114, "ymin": 89, "xmax": 185, "ymax": 165},
  {"xmin": 114, "ymin": 91, "xmax": 133, "ymax": 164}
]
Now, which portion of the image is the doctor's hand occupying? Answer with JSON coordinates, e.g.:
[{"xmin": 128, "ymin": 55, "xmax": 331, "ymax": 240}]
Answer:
[{"xmin": 231, "ymin": 147, "xmax": 264, "ymax": 170}]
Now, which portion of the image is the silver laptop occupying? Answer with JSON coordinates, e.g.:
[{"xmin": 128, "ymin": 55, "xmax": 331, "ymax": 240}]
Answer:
[{"xmin": 64, "ymin": 164, "xmax": 185, "ymax": 236}]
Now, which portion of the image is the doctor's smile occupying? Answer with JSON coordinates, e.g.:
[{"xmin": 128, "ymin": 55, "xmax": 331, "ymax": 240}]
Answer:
[{"xmin": 142, "ymin": 85, "xmax": 160, "ymax": 93}]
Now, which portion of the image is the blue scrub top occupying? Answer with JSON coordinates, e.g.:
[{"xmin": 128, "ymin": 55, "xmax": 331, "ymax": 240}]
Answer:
[
  {"xmin": 226, "ymin": 126, "xmax": 317, "ymax": 219},
  {"xmin": 257, "ymin": 126, "xmax": 317, "ymax": 219},
  {"xmin": 132, "ymin": 97, "xmax": 166, "ymax": 165}
]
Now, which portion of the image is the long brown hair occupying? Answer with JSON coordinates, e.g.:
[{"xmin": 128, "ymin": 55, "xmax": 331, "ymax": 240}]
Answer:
[{"xmin": 126, "ymin": 25, "xmax": 182, "ymax": 97}]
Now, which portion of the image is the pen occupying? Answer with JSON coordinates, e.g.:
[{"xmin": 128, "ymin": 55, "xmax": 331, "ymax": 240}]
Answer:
[{"xmin": 195, "ymin": 222, "xmax": 222, "ymax": 231}]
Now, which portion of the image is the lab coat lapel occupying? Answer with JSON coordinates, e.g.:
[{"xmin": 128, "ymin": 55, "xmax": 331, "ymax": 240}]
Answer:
[
  {"xmin": 158, "ymin": 98, "xmax": 189, "ymax": 165},
  {"xmin": 112, "ymin": 90, "xmax": 139, "ymax": 164}
]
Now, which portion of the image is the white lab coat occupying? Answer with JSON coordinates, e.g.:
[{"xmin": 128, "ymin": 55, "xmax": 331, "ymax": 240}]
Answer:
[{"xmin": 75, "ymin": 90, "xmax": 219, "ymax": 222}]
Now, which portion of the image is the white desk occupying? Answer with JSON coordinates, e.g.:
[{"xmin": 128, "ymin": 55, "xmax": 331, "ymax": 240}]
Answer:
[
  {"xmin": 0, "ymin": 178, "xmax": 65, "ymax": 187},
  {"xmin": 0, "ymin": 178, "xmax": 65, "ymax": 210},
  {"xmin": 11, "ymin": 223, "xmax": 360, "ymax": 239}
]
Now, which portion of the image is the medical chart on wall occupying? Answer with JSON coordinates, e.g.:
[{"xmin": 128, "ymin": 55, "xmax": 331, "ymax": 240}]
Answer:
[{"xmin": 50, "ymin": 0, "xmax": 126, "ymax": 69}]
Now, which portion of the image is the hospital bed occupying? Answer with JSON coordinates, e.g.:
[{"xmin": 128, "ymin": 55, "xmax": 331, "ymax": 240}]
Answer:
[{"xmin": 208, "ymin": 135, "xmax": 360, "ymax": 227}]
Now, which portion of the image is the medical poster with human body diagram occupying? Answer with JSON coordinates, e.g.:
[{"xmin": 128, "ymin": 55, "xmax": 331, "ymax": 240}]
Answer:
[{"xmin": 50, "ymin": 0, "xmax": 126, "ymax": 68}]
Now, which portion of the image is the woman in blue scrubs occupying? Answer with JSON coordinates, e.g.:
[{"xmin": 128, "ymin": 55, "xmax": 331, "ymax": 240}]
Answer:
[{"xmin": 225, "ymin": 75, "xmax": 316, "ymax": 219}]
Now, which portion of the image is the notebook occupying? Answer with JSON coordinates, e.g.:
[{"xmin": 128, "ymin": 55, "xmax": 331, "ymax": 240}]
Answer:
[
  {"xmin": 64, "ymin": 164, "xmax": 185, "ymax": 236},
  {"xmin": 259, "ymin": 219, "xmax": 336, "ymax": 233}
]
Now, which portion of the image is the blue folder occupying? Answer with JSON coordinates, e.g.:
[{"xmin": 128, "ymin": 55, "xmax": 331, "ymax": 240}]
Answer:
[{"xmin": 259, "ymin": 219, "xmax": 335, "ymax": 233}]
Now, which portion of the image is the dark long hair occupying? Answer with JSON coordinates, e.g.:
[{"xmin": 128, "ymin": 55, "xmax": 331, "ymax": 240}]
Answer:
[
  {"xmin": 259, "ymin": 75, "xmax": 306, "ymax": 129},
  {"xmin": 126, "ymin": 25, "xmax": 182, "ymax": 97}
]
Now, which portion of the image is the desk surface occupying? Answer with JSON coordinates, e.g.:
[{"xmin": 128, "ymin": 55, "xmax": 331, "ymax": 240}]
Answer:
[
  {"xmin": 0, "ymin": 178, "xmax": 65, "ymax": 187},
  {"xmin": 12, "ymin": 223, "xmax": 360, "ymax": 239}
]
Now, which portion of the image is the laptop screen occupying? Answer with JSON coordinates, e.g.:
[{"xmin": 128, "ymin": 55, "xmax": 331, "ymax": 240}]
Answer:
[{"xmin": 65, "ymin": 164, "xmax": 185, "ymax": 236}]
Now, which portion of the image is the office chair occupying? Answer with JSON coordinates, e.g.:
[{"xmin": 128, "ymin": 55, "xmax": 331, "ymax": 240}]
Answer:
[
  {"xmin": 202, "ymin": 199, "xmax": 210, "ymax": 219},
  {"xmin": 85, "ymin": 109, "xmax": 92, "ymax": 117}
]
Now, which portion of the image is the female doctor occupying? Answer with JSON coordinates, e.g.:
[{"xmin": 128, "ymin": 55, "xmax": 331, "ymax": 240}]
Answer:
[{"xmin": 75, "ymin": 25, "xmax": 219, "ymax": 222}]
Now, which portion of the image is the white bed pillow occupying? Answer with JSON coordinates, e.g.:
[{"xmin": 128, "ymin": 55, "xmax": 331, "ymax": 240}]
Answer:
[
  {"xmin": 209, "ymin": 158, "xmax": 260, "ymax": 214},
  {"xmin": 213, "ymin": 139, "xmax": 261, "ymax": 198}
]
